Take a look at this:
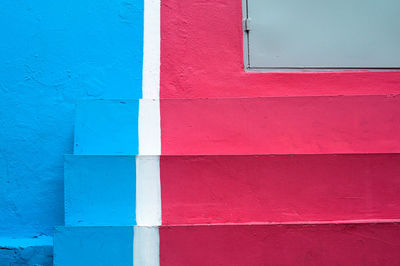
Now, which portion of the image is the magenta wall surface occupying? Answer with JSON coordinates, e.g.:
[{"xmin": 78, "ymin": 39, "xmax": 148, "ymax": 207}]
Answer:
[{"xmin": 160, "ymin": 0, "xmax": 400, "ymax": 98}]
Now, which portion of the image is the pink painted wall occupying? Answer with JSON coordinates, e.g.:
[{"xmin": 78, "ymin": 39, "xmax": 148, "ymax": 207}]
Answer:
[
  {"xmin": 158, "ymin": 1, "xmax": 400, "ymax": 264},
  {"xmin": 160, "ymin": 0, "xmax": 400, "ymax": 98},
  {"xmin": 160, "ymin": 223, "xmax": 400, "ymax": 266}
]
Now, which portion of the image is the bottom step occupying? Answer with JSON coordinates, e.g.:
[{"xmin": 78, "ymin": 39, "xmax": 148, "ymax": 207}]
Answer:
[
  {"xmin": 161, "ymin": 222, "xmax": 400, "ymax": 266},
  {"xmin": 54, "ymin": 227, "xmax": 159, "ymax": 266},
  {"xmin": 54, "ymin": 222, "xmax": 400, "ymax": 265}
]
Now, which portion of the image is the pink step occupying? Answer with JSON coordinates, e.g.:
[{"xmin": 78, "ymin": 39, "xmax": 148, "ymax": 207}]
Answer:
[
  {"xmin": 161, "ymin": 154, "xmax": 400, "ymax": 224},
  {"xmin": 160, "ymin": 222, "xmax": 400, "ymax": 266},
  {"xmin": 161, "ymin": 95, "xmax": 400, "ymax": 155}
]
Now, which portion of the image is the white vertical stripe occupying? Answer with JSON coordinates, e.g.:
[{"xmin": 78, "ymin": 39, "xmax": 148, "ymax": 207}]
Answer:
[
  {"xmin": 142, "ymin": 0, "xmax": 160, "ymax": 99},
  {"xmin": 136, "ymin": 156, "xmax": 162, "ymax": 226},
  {"xmin": 134, "ymin": 227, "xmax": 160, "ymax": 266},
  {"xmin": 139, "ymin": 99, "xmax": 161, "ymax": 156},
  {"xmin": 139, "ymin": 0, "xmax": 162, "ymax": 229}
]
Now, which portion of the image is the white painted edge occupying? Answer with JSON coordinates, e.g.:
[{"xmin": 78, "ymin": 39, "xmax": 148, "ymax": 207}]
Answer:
[
  {"xmin": 136, "ymin": 156, "xmax": 162, "ymax": 226},
  {"xmin": 134, "ymin": 227, "xmax": 160, "ymax": 266},
  {"xmin": 139, "ymin": 99, "xmax": 161, "ymax": 156},
  {"xmin": 142, "ymin": 0, "xmax": 160, "ymax": 99}
]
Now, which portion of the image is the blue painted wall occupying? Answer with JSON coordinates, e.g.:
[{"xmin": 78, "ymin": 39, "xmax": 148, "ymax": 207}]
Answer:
[{"xmin": 0, "ymin": 0, "xmax": 143, "ymax": 239}]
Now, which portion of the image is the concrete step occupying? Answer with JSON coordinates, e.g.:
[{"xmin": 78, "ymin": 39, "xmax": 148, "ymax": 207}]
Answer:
[
  {"xmin": 74, "ymin": 99, "xmax": 160, "ymax": 155},
  {"xmin": 54, "ymin": 222, "xmax": 400, "ymax": 265},
  {"xmin": 64, "ymin": 155, "xmax": 160, "ymax": 226},
  {"xmin": 159, "ymin": 221, "xmax": 400, "ymax": 266},
  {"xmin": 161, "ymin": 153, "xmax": 400, "ymax": 224},
  {"xmin": 74, "ymin": 95, "xmax": 400, "ymax": 155},
  {"xmin": 160, "ymin": 95, "xmax": 400, "ymax": 155},
  {"xmin": 65, "ymin": 154, "xmax": 400, "ymax": 226},
  {"xmin": 53, "ymin": 226, "xmax": 158, "ymax": 266}
]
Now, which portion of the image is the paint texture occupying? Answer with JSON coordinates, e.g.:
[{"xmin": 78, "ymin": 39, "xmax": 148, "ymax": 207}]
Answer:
[
  {"xmin": 136, "ymin": 156, "xmax": 162, "ymax": 226},
  {"xmin": 74, "ymin": 100, "xmax": 140, "ymax": 155},
  {"xmin": 160, "ymin": 0, "xmax": 400, "ymax": 98},
  {"xmin": 0, "ymin": 0, "xmax": 144, "ymax": 263},
  {"xmin": 160, "ymin": 223, "xmax": 400, "ymax": 265},
  {"xmin": 161, "ymin": 154, "xmax": 400, "ymax": 224},
  {"xmin": 3, "ymin": 0, "xmax": 400, "ymax": 264},
  {"xmin": 64, "ymin": 155, "xmax": 136, "ymax": 226},
  {"xmin": 54, "ymin": 227, "xmax": 134, "ymax": 266},
  {"xmin": 161, "ymin": 96, "xmax": 400, "ymax": 155},
  {"xmin": 0, "ymin": 237, "xmax": 53, "ymax": 265}
]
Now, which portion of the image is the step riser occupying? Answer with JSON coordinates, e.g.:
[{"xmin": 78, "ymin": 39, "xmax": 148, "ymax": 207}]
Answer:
[
  {"xmin": 65, "ymin": 154, "xmax": 400, "ymax": 225},
  {"xmin": 161, "ymin": 96, "xmax": 400, "ymax": 154},
  {"xmin": 160, "ymin": 223, "xmax": 400, "ymax": 266},
  {"xmin": 54, "ymin": 223, "xmax": 400, "ymax": 266},
  {"xmin": 54, "ymin": 227, "xmax": 159, "ymax": 266},
  {"xmin": 74, "ymin": 99, "xmax": 160, "ymax": 155},
  {"xmin": 64, "ymin": 155, "xmax": 161, "ymax": 226},
  {"xmin": 74, "ymin": 96, "xmax": 400, "ymax": 155},
  {"xmin": 54, "ymin": 227, "xmax": 134, "ymax": 266},
  {"xmin": 161, "ymin": 154, "xmax": 400, "ymax": 224}
]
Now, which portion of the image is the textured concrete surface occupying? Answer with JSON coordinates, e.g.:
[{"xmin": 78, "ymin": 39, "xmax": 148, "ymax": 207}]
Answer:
[
  {"xmin": 160, "ymin": 0, "xmax": 400, "ymax": 98},
  {"xmin": 160, "ymin": 96, "xmax": 400, "ymax": 155},
  {"xmin": 74, "ymin": 100, "xmax": 140, "ymax": 155},
  {"xmin": 160, "ymin": 223, "xmax": 400, "ymax": 266},
  {"xmin": 0, "ymin": 0, "xmax": 144, "ymax": 264},
  {"xmin": 54, "ymin": 227, "xmax": 134, "ymax": 266},
  {"xmin": 161, "ymin": 154, "xmax": 400, "ymax": 224},
  {"xmin": 0, "ymin": 0, "xmax": 143, "ymax": 237},
  {"xmin": 0, "ymin": 246, "xmax": 53, "ymax": 266},
  {"xmin": 64, "ymin": 155, "xmax": 136, "ymax": 226},
  {"xmin": 0, "ymin": 236, "xmax": 53, "ymax": 265}
]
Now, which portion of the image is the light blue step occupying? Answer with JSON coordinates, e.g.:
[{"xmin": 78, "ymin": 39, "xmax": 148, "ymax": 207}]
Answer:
[
  {"xmin": 54, "ymin": 226, "xmax": 159, "ymax": 266},
  {"xmin": 64, "ymin": 155, "xmax": 136, "ymax": 226},
  {"xmin": 54, "ymin": 227, "xmax": 134, "ymax": 266},
  {"xmin": 74, "ymin": 99, "xmax": 139, "ymax": 155}
]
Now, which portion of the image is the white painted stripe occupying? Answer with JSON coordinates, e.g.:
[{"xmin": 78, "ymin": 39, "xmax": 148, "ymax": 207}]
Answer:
[
  {"xmin": 138, "ymin": 0, "xmax": 161, "ymax": 230},
  {"xmin": 142, "ymin": 0, "xmax": 160, "ymax": 99},
  {"xmin": 139, "ymin": 99, "xmax": 161, "ymax": 155},
  {"xmin": 136, "ymin": 156, "xmax": 162, "ymax": 226},
  {"xmin": 134, "ymin": 227, "xmax": 160, "ymax": 266}
]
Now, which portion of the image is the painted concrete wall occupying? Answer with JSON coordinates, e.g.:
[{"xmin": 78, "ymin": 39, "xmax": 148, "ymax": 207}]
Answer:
[
  {"xmin": 0, "ymin": 0, "xmax": 143, "ymax": 254},
  {"xmin": 160, "ymin": 0, "xmax": 400, "ymax": 98},
  {"xmin": 2, "ymin": 0, "xmax": 400, "ymax": 264}
]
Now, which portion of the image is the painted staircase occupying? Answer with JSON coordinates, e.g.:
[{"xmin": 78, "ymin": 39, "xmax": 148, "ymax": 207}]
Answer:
[
  {"xmin": 54, "ymin": 95, "xmax": 400, "ymax": 265},
  {"xmin": 54, "ymin": 99, "xmax": 161, "ymax": 265}
]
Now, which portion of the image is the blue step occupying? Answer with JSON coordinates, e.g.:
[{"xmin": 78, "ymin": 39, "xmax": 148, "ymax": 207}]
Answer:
[
  {"xmin": 64, "ymin": 155, "xmax": 161, "ymax": 226},
  {"xmin": 74, "ymin": 99, "xmax": 160, "ymax": 155},
  {"xmin": 64, "ymin": 155, "xmax": 136, "ymax": 226},
  {"xmin": 54, "ymin": 226, "xmax": 159, "ymax": 266},
  {"xmin": 54, "ymin": 227, "xmax": 133, "ymax": 266},
  {"xmin": 74, "ymin": 99, "xmax": 139, "ymax": 155}
]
